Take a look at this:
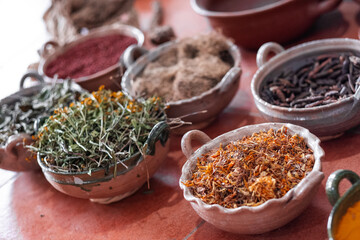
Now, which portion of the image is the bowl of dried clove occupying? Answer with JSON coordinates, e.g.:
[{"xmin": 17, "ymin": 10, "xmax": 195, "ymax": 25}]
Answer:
[
  {"xmin": 251, "ymin": 38, "xmax": 360, "ymax": 140},
  {"xmin": 180, "ymin": 122, "xmax": 324, "ymax": 234},
  {"xmin": 0, "ymin": 73, "xmax": 84, "ymax": 172},
  {"xmin": 121, "ymin": 32, "xmax": 241, "ymax": 134},
  {"xmin": 31, "ymin": 87, "xmax": 170, "ymax": 204}
]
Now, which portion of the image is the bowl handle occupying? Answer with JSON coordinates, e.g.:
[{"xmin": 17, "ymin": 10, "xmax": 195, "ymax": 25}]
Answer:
[
  {"xmin": 4, "ymin": 133, "xmax": 31, "ymax": 159},
  {"xmin": 256, "ymin": 42, "xmax": 285, "ymax": 68},
  {"xmin": 122, "ymin": 44, "xmax": 149, "ymax": 69},
  {"xmin": 181, "ymin": 130, "xmax": 212, "ymax": 159},
  {"xmin": 145, "ymin": 121, "xmax": 170, "ymax": 156},
  {"xmin": 38, "ymin": 40, "xmax": 59, "ymax": 59},
  {"xmin": 219, "ymin": 67, "xmax": 242, "ymax": 93},
  {"xmin": 1, "ymin": 133, "xmax": 40, "ymax": 171},
  {"xmin": 19, "ymin": 70, "xmax": 45, "ymax": 90},
  {"xmin": 326, "ymin": 169, "xmax": 360, "ymax": 206},
  {"xmin": 313, "ymin": 0, "xmax": 342, "ymax": 16}
]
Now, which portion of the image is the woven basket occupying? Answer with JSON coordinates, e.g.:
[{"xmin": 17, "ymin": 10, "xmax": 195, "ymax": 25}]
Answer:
[{"xmin": 43, "ymin": 0, "xmax": 139, "ymax": 45}]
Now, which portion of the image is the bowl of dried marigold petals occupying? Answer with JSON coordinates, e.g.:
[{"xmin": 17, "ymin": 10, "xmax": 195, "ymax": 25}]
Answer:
[{"xmin": 179, "ymin": 122, "xmax": 324, "ymax": 234}]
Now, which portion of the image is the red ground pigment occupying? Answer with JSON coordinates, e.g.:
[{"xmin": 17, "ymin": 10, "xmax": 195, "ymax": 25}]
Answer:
[{"xmin": 44, "ymin": 34, "xmax": 137, "ymax": 79}]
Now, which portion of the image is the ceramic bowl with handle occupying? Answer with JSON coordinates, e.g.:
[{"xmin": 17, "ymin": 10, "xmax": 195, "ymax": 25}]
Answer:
[
  {"xmin": 38, "ymin": 24, "xmax": 144, "ymax": 92},
  {"xmin": 0, "ymin": 72, "xmax": 85, "ymax": 172},
  {"xmin": 37, "ymin": 121, "xmax": 170, "ymax": 204},
  {"xmin": 251, "ymin": 38, "xmax": 360, "ymax": 140},
  {"xmin": 190, "ymin": 0, "xmax": 342, "ymax": 49},
  {"xmin": 326, "ymin": 169, "xmax": 360, "ymax": 240},
  {"xmin": 121, "ymin": 38, "xmax": 241, "ymax": 134},
  {"xmin": 180, "ymin": 122, "xmax": 324, "ymax": 234}
]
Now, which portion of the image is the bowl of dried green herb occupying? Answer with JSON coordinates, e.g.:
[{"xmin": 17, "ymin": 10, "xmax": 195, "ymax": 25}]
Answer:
[
  {"xmin": 251, "ymin": 38, "xmax": 360, "ymax": 140},
  {"xmin": 180, "ymin": 122, "xmax": 324, "ymax": 234},
  {"xmin": 121, "ymin": 32, "xmax": 241, "ymax": 134},
  {"xmin": 31, "ymin": 87, "xmax": 170, "ymax": 204},
  {"xmin": 0, "ymin": 74, "xmax": 84, "ymax": 172}
]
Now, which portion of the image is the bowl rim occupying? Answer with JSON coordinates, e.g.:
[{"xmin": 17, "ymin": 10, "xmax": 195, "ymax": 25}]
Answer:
[
  {"xmin": 190, "ymin": 0, "xmax": 293, "ymax": 17},
  {"xmin": 39, "ymin": 24, "xmax": 144, "ymax": 83},
  {"xmin": 121, "ymin": 35, "xmax": 241, "ymax": 107},
  {"xmin": 37, "ymin": 151, "xmax": 141, "ymax": 176},
  {"xmin": 251, "ymin": 38, "xmax": 360, "ymax": 113},
  {"xmin": 179, "ymin": 122, "xmax": 324, "ymax": 214}
]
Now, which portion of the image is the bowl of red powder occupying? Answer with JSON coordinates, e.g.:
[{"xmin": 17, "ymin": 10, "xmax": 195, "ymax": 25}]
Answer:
[{"xmin": 39, "ymin": 24, "xmax": 144, "ymax": 91}]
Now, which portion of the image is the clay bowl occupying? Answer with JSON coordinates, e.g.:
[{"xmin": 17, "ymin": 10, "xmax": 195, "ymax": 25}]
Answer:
[
  {"xmin": 251, "ymin": 38, "xmax": 360, "ymax": 140},
  {"xmin": 38, "ymin": 24, "xmax": 144, "ymax": 92},
  {"xmin": 0, "ymin": 72, "xmax": 84, "ymax": 172},
  {"xmin": 190, "ymin": 0, "xmax": 342, "ymax": 49},
  {"xmin": 121, "ymin": 39, "xmax": 241, "ymax": 135},
  {"xmin": 180, "ymin": 122, "xmax": 324, "ymax": 234},
  {"xmin": 37, "ymin": 122, "xmax": 170, "ymax": 204},
  {"xmin": 0, "ymin": 77, "xmax": 42, "ymax": 171},
  {"xmin": 326, "ymin": 169, "xmax": 360, "ymax": 239}
]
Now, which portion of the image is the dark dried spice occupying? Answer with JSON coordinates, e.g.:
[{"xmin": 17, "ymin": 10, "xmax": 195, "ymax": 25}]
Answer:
[{"xmin": 260, "ymin": 52, "xmax": 360, "ymax": 108}]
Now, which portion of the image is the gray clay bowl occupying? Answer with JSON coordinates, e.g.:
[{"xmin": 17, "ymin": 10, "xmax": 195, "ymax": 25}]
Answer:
[
  {"xmin": 0, "ymin": 73, "xmax": 84, "ymax": 171},
  {"xmin": 121, "ymin": 37, "xmax": 241, "ymax": 134},
  {"xmin": 0, "ymin": 79, "xmax": 44, "ymax": 172},
  {"xmin": 180, "ymin": 122, "xmax": 324, "ymax": 234},
  {"xmin": 251, "ymin": 38, "xmax": 360, "ymax": 140}
]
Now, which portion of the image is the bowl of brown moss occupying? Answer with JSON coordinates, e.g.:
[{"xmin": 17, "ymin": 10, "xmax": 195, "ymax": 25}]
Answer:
[
  {"xmin": 180, "ymin": 122, "xmax": 324, "ymax": 234},
  {"xmin": 121, "ymin": 32, "xmax": 241, "ymax": 134},
  {"xmin": 30, "ymin": 87, "xmax": 170, "ymax": 204}
]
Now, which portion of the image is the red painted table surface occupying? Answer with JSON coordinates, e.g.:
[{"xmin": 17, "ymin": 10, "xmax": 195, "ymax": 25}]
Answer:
[{"xmin": 1, "ymin": 1, "xmax": 360, "ymax": 239}]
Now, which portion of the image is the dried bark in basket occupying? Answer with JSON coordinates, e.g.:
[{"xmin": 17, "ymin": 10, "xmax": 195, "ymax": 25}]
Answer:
[{"xmin": 43, "ymin": 0, "xmax": 139, "ymax": 44}]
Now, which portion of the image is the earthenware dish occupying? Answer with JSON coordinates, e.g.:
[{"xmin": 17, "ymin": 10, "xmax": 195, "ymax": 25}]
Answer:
[
  {"xmin": 37, "ymin": 121, "xmax": 170, "ymax": 204},
  {"xmin": 251, "ymin": 38, "xmax": 360, "ymax": 140},
  {"xmin": 180, "ymin": 122, "xmax": 324, "ymax": 234},
  {"xmin": 38, "ymin": 24, "xmax": 144, "ymax": 92},
  {"xmin": 0, "ymin": 72, "xmax": 84, "ymax": 172},
  {"xmin": 121, "ymin": 38, "xmax": 241, "ymax": 134},
  {"xmin": 0, "ymin": 73, "xmax": 43, "ymax": 171},
  {"xmin": 190, "ymin": 0, "xmax": 342, "ymax": 49},
  {"xmin": 326, "ymin": 169, "xmax": 360, "ymax": 240}
]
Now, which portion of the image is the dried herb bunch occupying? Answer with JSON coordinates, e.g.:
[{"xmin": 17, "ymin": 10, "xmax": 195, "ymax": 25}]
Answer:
[
  {"xmin": 0, "ymin": 81, "xmax": 82, "ymax": 146},
  {"xmin": 261, "ymin": 53, "xmax": 360, "ymax": 108},
  {"xmin": 183, "ymin": 126, "xmax": 315, "ymax": 208},
  {"xmin": 30, "ymin": 86, "xmax": 166, "ymax": 174}
]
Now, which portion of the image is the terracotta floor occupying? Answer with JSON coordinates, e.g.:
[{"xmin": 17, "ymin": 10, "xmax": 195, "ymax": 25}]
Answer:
[{"xmin": 1, "ymin": 0, "xmax": 360, "ymax": 239}]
